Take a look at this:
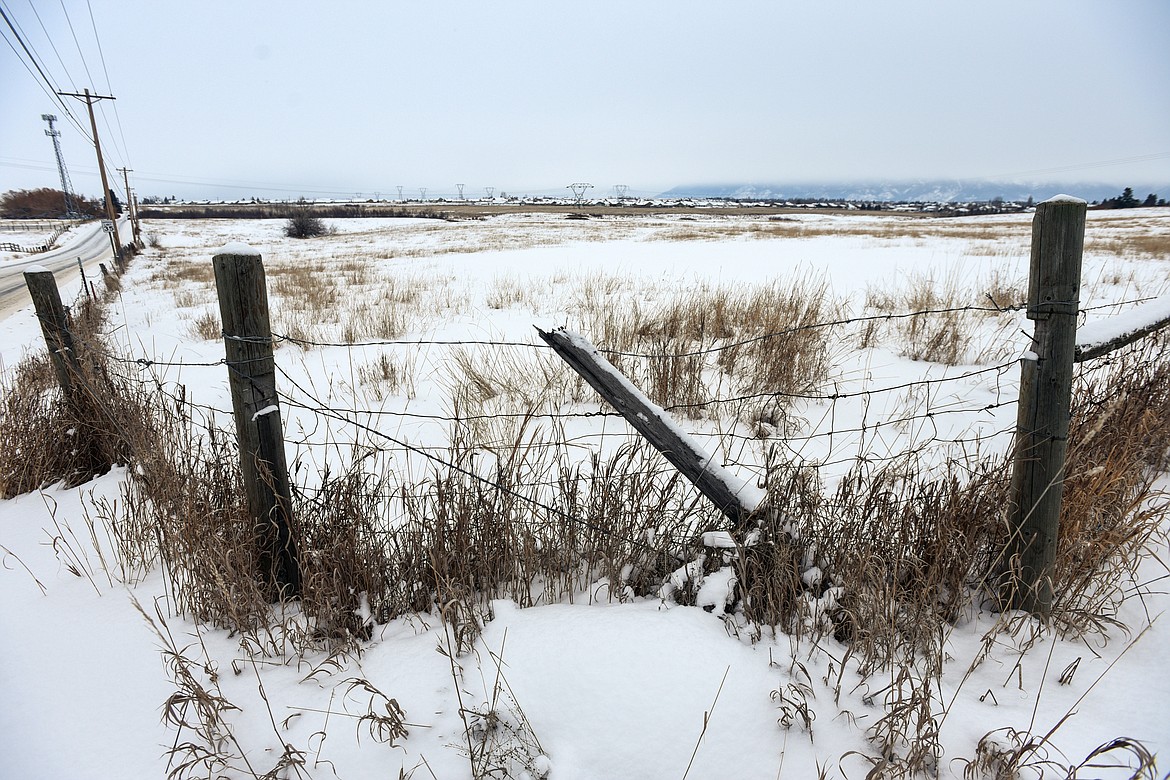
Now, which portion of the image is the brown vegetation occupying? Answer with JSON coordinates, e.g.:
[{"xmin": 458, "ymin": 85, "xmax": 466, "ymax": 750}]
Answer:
[{"xmin": 1, "ymin": 187, "xmax": 104, "ymax": 219}]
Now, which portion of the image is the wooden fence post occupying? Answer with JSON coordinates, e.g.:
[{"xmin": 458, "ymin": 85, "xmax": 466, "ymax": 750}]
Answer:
[
  {"xmin": 212, "ymin": 245, "xmax": 301, "ymax": 600},
  {"xmin": 538, "ymin": 327, "xmax": 764, "ymax": 528},
  {"xmin": 1008, "ymin": 196, "xmax": 1086, "ymax": 618},
  {"xmin": 24, "ymin": 266, "xmax": 82, "ymax": 398},
  {"xmin": 77, "ymin": 257, "xmax": 92, "ymax": 300}
]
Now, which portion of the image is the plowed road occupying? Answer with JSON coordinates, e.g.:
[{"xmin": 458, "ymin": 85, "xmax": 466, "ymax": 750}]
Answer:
[{"xmin": 0, "ymin": 218, "xmax": 129, "ymax": 319}]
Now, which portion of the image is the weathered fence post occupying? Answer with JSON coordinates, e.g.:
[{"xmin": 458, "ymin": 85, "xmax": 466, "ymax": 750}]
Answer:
[
  {"xmin": 24, "ymin": 266, "xmax": 82, "ymax": 398},
  {"xmin": 1008, "ymin": 196, "xmax": 1086, "ymax": 618},
  {"xmin": 77, "ymin": 257, "xmax": 92, "ymax": 300},
  {"xmin": 538, "ymin": 327, "xmax": 764, "ymax": 528},
  {"xmin": 212, "ymin": 244, "xmax": 301, "ymax": 599}
]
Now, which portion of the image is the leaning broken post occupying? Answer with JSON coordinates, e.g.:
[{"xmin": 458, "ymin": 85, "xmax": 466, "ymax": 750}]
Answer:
[
  {"xmin": 24, "ymin": 266, "xmax": 82, "ymax": 398},
  {"xmin": 213, "ymin": 244, "xmax": 301, "ymax": 599},
  {"xmin": 1008, "ymin": 196, "xmax": 1086, "ymax": 619},
  {"xmin": 538, "ymin": 327, "xmax": 764, "ymax": 528}
]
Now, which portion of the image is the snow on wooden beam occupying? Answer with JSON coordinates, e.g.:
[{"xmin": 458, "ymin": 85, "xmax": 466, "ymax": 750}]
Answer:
[
  {"xmin": 537, "ymin": 326, "xmax": 765, "ymax": 528},
  {"xmin": 1074, "ymin": 294, "xmax": 1170, "ymax": 362}
]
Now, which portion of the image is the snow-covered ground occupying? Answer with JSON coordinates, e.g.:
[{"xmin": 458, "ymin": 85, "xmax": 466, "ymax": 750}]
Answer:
[
  {"xmin": 0, "ymin": 219, "xmax": 87, "ymax": 257},
  {"xmin": 1, "ymin": 209, "xmax": 1168, "ymax": 779}
]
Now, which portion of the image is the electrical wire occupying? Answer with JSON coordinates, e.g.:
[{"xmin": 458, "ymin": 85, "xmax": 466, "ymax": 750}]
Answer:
[
  {"xmin": 25, "ymin": 0, "xmax": 74, "ymax": 88},
  {"xmin": 57, "ymin": 0, "xmax": 127, "ymax": 182},
  {"xmin": 85, "ymin": 0, "xmax": 130, "ymax": 169},
  {"xmin": 0, "ymin": 1, "xmax": 88, "ymax": 138}
]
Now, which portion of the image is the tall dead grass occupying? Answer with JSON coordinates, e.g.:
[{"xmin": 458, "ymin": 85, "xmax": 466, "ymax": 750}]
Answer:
[
  {"xmin": 0, "ymin": 296, "xmax": 139, "ymax": 496},
  {"xmin": 1053, "ymin": 333, "xmax": 1170, "ymax": 632},
  {"xmin": 862, "ymin": 269, "xmax": 1025, "ymax": 364},
  {"xmin": 567, "ymin": 273, "xmax": 843, "ymax": 417}
]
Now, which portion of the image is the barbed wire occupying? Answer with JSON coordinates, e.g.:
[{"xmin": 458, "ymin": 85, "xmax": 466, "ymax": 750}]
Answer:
[
  {"xmin": 57, "ymin": 308, "xmax": 1025, "ymax": 466},
  {"xmin": 75, "ymin": 293, "xmax": 1157, "ymax": 381},
  {"xmin": 228, "ymin": 300, "xmax": 1032, "ymax": 360},
  {"xmin": 66, "ymin": 290, "xmax": 1130, "ymax": 434},
  {"xmin": 266, "ymin": 367, "xmax": 690, "ymax": 559}
]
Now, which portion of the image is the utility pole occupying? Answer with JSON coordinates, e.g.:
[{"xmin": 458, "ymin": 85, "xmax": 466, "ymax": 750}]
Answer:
[
  {"xmin": 59, "ymin": 89, "xmax": 121, "ymax": 267},
  {"xmin": 118, "ymin": 167, "xmax": 141, "ymax": 246}
]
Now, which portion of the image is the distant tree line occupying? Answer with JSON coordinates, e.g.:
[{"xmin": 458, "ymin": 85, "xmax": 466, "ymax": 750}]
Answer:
[
  {"xmin": 0, "ymin": 188, "xmax": 106, "ymax": 219},
  {"xmin": 1096, "ymin": 187, "xmax": 1164, "ymax": 209}
]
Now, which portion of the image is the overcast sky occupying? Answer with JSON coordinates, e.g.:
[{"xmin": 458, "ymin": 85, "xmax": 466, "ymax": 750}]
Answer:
[{"xmin": 2, "ymin": 1, "xmax": 1169, "ymax": 201}]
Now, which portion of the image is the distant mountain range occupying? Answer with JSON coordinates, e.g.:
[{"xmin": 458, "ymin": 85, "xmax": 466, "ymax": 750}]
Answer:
[{"xmin": 660, "ymin": 180, "xmax": 1167, "ymax": 204}]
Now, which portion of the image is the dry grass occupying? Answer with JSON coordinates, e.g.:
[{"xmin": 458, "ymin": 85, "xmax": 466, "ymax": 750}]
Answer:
[
  {"xmin": 356, "ymin": 351, "xmax": 415, "ymax": 400},
  {"xmin": 861, "ymin": 268, "xmax": 1025, "ymax": 364},
  {"xmin": 186, "ymin": 308, "xmax": 221, "ymax": 341},
  {"xmin": 642, "ymin": 216, "xmax": 1032, "ymax": 247},
  {"xmin": 0, "ymin": 296, "xmax": 138, "ymax": 497},
  {"xmin": 151, "ymin": 258, "xmax": 215, "ymax": 286},
  {"xmin": 564, "ymin": 272, "xmax": 844, "ymax": 417},
  {"xmin": 1052, "ymin": 333, "xmax": 1170, "ymax": 632},
  {"xmin": 1085, "ymin": 231, "xmax": 1170, "ymax": 258}
]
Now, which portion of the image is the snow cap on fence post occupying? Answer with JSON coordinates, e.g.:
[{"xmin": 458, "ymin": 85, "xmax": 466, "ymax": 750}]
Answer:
[{"xmin": 214, "ymin": 241, "xmax": 261, "ymax": 257}]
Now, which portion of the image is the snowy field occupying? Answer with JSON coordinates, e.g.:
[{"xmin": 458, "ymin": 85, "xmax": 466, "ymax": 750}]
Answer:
[{"xmin": 1, "ymin": 208, "xmax": 1168, "ymax": 779}]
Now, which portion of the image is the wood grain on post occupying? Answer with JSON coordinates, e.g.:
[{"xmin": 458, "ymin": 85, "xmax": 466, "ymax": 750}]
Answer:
[
  {"xmin": 538, "ymin": 327, "xmax": 759, "ymax": 529},
  {"xmin": 1009, "ymin": 196, "xmax": 1086, "ymax": 618},
  {"xmin": 213, "ymin": 246, "xmax": 301, "ymax": 599},
  {"xmin": 24, "ymin": 267, "xmax": 81, "ymax": 398}
]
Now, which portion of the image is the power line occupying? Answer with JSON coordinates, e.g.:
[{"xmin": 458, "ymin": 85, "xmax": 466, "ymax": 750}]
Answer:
[
  {"xmin": 986, "ymin": 152, "xmax": 1170, "ymax": 181},
  {"xmin": 84, "ymin": 0, "xmax": 130, "ymax": 170},
  {"xmin": 57, "ymin": 0, "xmax": 95, "ymax": 93},
  {"xmin": 0, "ymin": 1, "xmax": 87, "ymax": 136},
  {"xmin": 56, "ymin": 0, "xmax": 124, "ymax": 171},
  {"xmin": 25, "ymin": 0, "xmax": 76, "ymax": 89},
  {"xmin": 0, "ymin": 1, "xmax": 57, "ymax": 94}
]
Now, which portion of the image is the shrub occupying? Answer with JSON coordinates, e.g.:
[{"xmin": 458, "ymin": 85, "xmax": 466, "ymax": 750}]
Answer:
[
  {"xmin": 284, "ymin": 199, "xmax": 329, "ymax": 238},
  {"xmin": 0, "ymin": 187, "xmax": 104, "ymax": 219}
]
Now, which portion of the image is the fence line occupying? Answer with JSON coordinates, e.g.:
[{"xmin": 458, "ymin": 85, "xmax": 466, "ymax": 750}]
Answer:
[
  {"xmin": 259, "ymin": 301, "xmax": 1025, "ymax": 358},
  {"xmin": 89, "ymin": 311, "xmax": 1126, "ymax": 465},
  {"xmin": 22, "ymin": 217, "xmax": 1170, "ymax": 618},
  {"xmin": 0, "ymin": 220, "xmax": 86, "ymax": 253},
  {"xmin": 61, "ymin": 295, "xmax": 1048, "ymax": 467}
]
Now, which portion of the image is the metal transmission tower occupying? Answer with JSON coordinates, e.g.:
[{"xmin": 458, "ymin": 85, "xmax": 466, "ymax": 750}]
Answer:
[
  {"xmin": 397, "ymin": 186, "xmax": 404, "ymax": 201},
  {"xmin": 41, "ymin": 114, "xmax": 79, "ymax": 216},
  {"xmin": 484, "ymin": 186, "xmax": 495, "ymax": 200},
  {"xmin": 567, "ymin": 182, "xmax": 593, "ymax": 208},
  {"xmin": 614, "ymin": 184, "xmax": 628, "ymax": 201},
  {"xmin": 418, "ymin": 187, "xmax": 428, "ymax": 201},
  {"xmin": 456, "ymin": 183, "xmax": 465, "ymax": 200}
]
